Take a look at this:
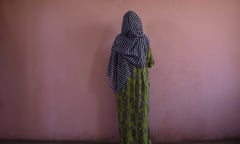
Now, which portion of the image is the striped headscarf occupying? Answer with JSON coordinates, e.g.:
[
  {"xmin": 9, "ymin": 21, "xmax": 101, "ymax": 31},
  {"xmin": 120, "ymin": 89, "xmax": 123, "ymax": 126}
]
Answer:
[{"xmin": 107, "ymin": 10, "xmax": 149, "ymax": 93}]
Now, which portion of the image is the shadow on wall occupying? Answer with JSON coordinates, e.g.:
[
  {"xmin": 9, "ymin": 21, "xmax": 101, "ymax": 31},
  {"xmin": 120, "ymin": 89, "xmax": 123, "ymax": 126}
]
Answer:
[
  {"xmin": 0, "ymin": 13, "xmax": 27, "ymax": 138},
  {"xmin": 0, "ymin": 1, "xmax": 45, "ymax": 138},
  {"xmin": 87, "ymin": 23, "xmax": 119, "ymax": 141}
]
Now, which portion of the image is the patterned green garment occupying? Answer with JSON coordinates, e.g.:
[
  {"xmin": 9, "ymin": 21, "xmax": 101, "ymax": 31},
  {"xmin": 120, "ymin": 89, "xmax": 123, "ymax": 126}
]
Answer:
[{"xmin": 116, "ymin": 47, "xmax": 154, "ymax": 144}]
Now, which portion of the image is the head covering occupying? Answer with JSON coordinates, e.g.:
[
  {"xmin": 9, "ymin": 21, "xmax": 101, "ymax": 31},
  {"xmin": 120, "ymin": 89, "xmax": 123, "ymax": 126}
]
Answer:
[{"xmin": 107, "ymin": 10, "xmax": 149, "ymax": 93}]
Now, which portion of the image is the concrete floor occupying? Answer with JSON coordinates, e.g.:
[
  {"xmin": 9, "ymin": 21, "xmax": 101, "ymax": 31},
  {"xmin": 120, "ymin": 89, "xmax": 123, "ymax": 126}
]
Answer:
[{"xmin": 0, "ymin": 140, "xmax": 240, "ymax": 144}]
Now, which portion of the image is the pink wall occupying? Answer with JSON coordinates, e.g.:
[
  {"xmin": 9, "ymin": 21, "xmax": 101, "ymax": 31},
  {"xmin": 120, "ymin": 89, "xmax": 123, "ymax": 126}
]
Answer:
[{"xmin": 0, "ymin": 0, "xmax": 240, "ymax": 142}]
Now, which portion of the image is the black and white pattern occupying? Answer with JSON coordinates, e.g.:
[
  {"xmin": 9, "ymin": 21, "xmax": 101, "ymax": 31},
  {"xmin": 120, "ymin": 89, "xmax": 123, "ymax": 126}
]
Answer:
[{"xmin": 107, "ymin": 10, "xmax": 150, "ymax": 93}]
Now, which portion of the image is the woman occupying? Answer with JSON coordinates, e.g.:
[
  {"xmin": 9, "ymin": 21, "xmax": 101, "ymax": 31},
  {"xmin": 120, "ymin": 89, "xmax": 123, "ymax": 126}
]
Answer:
[{"xmin": 107, "ymin": 10, "xmax": 154, "ymax": 144}]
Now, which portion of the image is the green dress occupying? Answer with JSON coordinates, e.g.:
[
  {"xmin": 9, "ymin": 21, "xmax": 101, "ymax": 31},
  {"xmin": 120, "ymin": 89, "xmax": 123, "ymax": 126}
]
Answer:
[{"xmin": 116, "ymin": 47, "xmax": 154, "ymax": 144}]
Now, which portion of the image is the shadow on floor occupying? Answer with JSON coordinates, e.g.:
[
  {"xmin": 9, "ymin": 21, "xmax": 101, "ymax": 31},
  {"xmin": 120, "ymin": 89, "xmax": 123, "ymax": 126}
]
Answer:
[{"xmin": 0, "ymin": 140, "xmax": 240, "ymax": 144}]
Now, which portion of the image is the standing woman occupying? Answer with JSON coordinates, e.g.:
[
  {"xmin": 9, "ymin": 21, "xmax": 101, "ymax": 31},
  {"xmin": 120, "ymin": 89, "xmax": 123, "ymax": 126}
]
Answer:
[{"xmin": 107, "ymin": 11, "xmax": 154, "ymax": 144}]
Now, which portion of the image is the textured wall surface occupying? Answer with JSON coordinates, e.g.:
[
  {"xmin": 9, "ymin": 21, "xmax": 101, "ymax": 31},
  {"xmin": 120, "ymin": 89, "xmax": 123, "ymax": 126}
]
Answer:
[{"xmin": 0, "ymin": 0, "xmax": 240, "ymax": 142}]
